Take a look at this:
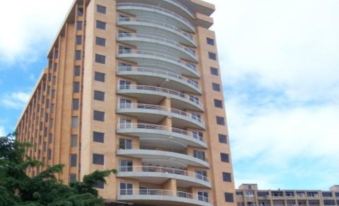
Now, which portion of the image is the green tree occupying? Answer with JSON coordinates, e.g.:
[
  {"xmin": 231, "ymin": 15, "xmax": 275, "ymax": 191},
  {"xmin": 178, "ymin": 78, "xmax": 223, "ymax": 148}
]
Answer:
[{"xmin": 0, "ymin": 133, "xmax": 115, "ymax": 206}]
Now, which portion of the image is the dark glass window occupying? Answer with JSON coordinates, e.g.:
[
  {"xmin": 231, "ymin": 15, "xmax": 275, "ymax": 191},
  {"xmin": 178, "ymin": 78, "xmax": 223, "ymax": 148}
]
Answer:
[
  {"xmin": 95, "ymin": 54, "xmax": 106, "ymax": 64},
  {"xmin": 218, "ymin": 134, "xmax": 228, "ymax": 144},
  {"xmin": 96, "ymin": 20, "xmax": 106, "ymax": 30},
  {"xmin": 221, "ymin": 153, "xmax": 229, "ymax": 162},
  {"xmin": 193, "ymin": 150, "xmax": 205, "ymax": 161},
  {"xmin": 216, "ymin": 116, "xmax": 225, "ymax": 125},
  {"xmin": 74, "ymin": 66, "xmax": 81, "ymax": 76},
  {"xmin": 73, "ymin": 82, "xmax": 80, "ymax": 93},
  {"xmin": 210, "ymin": 67, "xmax": 219, "ymax": 76},
  {"xmin": 94, "ymin": 72, "xmax": 105, "ymax": 82},
  {"xmin": 208, "ymin": 52, "xmax": 217, "ymax": 60},
  {"xmin": 97, "ymin": 5, "xmax": 106, "ymax": 14},
  {"xmin": 92, "ymin": 153, "xmax": 104, "ymax": 165},
  {"xmin": 207, "ymin": 37, "xmax": 215, "ymax": 45},
  {"xmin": 71, "ymin": 135, "xmax": 78, "ymax": 147},
  {"xmin": 93, "ymin": 110, "xmax": 105, "ymax": 121},
  {"xmin": 69, "ymin": 174, "xmax": 77, "ymax": 183},
  {"xmin": 76, "ymin": 35, "xmax": 82, "ymax": 45},
  {"xmin": 93, "ymin": 131, "xmax": 104, "ymax": 143},
  {"xmin": 322, "ymin": 192, "xmax": 333, "ymax": 197},
  {"xmin": 94, "ymin": 180, "xmax": 105, "ymax": 189},
  {"xmin": 222, "ymin": 172, "xmax": 232, "ymax": 182},
  {"xmin": 96, "ymin": 37, "xmax": 106, "ymax": 46},
  {"xmin": 94, "ymin": 90, "xmax": 105, "ymax": 101},
  {"xmin": 70, "ymin": 154, "xmax": 77, "ymax": 167},
  {"xmin": 120, "ymin": 160, "xmax": 133, "ymax": 172},
  {"xmin": 224, "ymin": 193, "xmax": 234, "ymax": 202},
  {"xmin": 214, "ymin": 99, "xmax": 223, "ymax": 108},
  {"xmin": 119, "ymin": 139, "xmax": 132, "ymax": 149},
  {"xmin": 323, "ymin": 200, "xmax": 335, "ymax": 205},
  {"xmin": 75, "ymin": 50, "xmax": 81, "ymax": 60},
  {"xmin": 212, "ymin": 83, "xmax": 221, "ymax": 91},
  {"xmin": 72, "ymin": 99, "xmax": 79, "ymax": 110},
  {"xmin": 120, "ymin": 183, "xmax": 133, "ymax": 195},
  {"xmin": 76, "ymin": 21, "xmax": 82, "ymax": 30}
]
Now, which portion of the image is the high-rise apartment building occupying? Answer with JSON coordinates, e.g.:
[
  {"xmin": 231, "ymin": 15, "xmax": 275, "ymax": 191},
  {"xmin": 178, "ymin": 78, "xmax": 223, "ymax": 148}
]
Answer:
[
  {"xmin": 16, "ymin": 0, "xmax": 236, "ymax": 205},
  {"xmin": 236, "ymin": 184, "xmax": 339, "ymax": 206}
]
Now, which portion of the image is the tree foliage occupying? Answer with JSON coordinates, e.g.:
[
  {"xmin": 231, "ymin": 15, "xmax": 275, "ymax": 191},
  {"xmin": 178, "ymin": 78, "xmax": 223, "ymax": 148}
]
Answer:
[{"xmin": 0, "ymin": 133, "xmax": 115, "ymax": 206}]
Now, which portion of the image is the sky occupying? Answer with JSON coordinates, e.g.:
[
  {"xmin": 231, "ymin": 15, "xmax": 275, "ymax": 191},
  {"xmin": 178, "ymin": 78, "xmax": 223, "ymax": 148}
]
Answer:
[{"xmin": 0, "ymin": 0, "xmax": 338, "ymax": 190}]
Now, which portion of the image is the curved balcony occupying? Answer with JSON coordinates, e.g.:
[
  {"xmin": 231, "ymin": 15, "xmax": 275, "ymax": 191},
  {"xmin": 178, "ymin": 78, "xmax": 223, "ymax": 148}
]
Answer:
[
  {"xmin": 117, "ymin": 103, "xmax": 205, "ymax": 129},
  {"xmin": 161, "ymin": 0, "xmax": 195, "ymax": 18},
  {"xmin": 117, "ymin": 85, "xmax": 203, "ymax": 111},
  {"xmin": 117, "ymin": 3, "xmax": 195, "ymax": 32},
  {"xmin": 117, "ymin": 33, "xmax": 197, "ymax": 62},
  {"xmin": 118, "ymin": 166, "xmax": 211, "ymax": 188},
  {"xmin": 117, "ymin": 18, "xmax": 196, "ymax": 47},
  {"xmin": 118, "ymin": 189, "xmax": 211, "ymax": 206},
  {"xmin": 117, "ymin": 149, "xmax": 209, "ymax": 168},
  {"xmin": 117, "ymin": 66, "xmax": 201, "ymax": 94},
  {"xmin": 117, "ymin": 123, "xmax": 207, "ymax": 149},
  {"xmin": 118, "ymin": 48, "xmax": 198, "ymax": 77}
]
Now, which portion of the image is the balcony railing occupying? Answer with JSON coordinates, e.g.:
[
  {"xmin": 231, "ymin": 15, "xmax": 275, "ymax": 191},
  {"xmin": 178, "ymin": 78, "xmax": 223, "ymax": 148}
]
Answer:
[
  {"xmin": 118, "ymin": 84, "xmax": 203, "ymax": 109},
  {"xmin": 117, "ymin": 3, "xmax": 195, "ymax": 31},
  {"xmin": 119, "ymin": 166, "xmax": 209, "ymax": 182},
  {"xmin": 162, "ymin": 0, "xmax": 194, "ymax": 17},
  {"xmin": 118, "ymin": 66, "xmax": 200, "ymax": 90}
]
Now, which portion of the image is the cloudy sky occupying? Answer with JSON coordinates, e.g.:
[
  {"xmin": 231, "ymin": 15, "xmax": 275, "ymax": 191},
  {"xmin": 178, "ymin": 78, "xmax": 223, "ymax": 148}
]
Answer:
[{"xmin": 0, "ymin": 0, "xmax": 338, "ymax": 190}]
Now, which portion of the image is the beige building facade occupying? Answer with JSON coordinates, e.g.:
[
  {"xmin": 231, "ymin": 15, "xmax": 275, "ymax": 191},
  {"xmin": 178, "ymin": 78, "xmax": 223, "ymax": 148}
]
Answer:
[
  {"xmin": 236, "ymin": 184, "xmax": 339, "ymax": 206},
  {"xmin": 16, "ymin": 0, "xmax": 236, "ymax": 205}
]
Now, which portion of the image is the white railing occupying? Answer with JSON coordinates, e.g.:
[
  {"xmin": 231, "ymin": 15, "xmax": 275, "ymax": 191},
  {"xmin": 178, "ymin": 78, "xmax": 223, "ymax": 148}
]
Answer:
[
  {"xmin": 163, "ymin": 0, "xmax": 195, "ymax": 17},
  {"xmin": 119, "ymin": 165, "xmax": 209, "ymax": 182},
  {"xmin": 118, "ymin": 103, "xmax": 167, "ymax": 112},
  {"xmin": 171, "ymin": 108, "xmax": 203, "ymax": 124},
  {"xmin": 118, "ymin": 84, "xmax": 202, "ymax": 108},
  {"xmin": 117, "ymin": 33, "xmax": 197, "ymax": 58},
  {"xmin": 117, "ymin": 17, "xmax": 194, "ymax": 42},
  {"xmin": 118, "ymin": 66, "xmax": 200, "ymax": 89},
  {"xmin": 117, "ymin": 3, "xmax": 195, "ymax": 30},
  {"xmin": 117, "ymin": 123, "xmax": 205, "ymax": 143}
]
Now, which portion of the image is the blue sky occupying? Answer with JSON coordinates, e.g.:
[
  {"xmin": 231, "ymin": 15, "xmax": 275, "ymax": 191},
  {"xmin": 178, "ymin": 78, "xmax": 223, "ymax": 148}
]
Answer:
[{"xmin": 0, "ymin": 0, "xmax": 338, "ymax": 190}]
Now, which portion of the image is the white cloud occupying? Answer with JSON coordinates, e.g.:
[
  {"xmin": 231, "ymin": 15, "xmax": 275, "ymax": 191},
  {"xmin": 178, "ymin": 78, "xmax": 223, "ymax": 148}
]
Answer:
[
  {"xmin": 2, "ymin": 92, "xmax": 31, "ymax": 109},
  {"xmin": 0, "ymin": 126, "xmax": 5, "ymax": 137},
  {"xmin": 0, "ymin": 0, "xmax": 73, "ymax": 64}
]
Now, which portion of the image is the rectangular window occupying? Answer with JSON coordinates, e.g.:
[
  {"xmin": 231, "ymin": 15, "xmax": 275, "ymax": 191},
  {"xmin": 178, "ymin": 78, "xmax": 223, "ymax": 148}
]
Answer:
[
  {"xmin": 96, "ymin": 20, "xmax": 106, "ymax": 30},
  {"xmin": 120, "ymin": 183, "xmax": 133, "ymax": 195},
  {"xmin": 94, "ymin": 72, "xmax": 105, "ymax": 82},
  {"xmin": 221, "ymin": 153, "xmax": 229, "ymax": 162},
  {"xmin": 77, "ymin": 7, "xmax": 83, "ymax": 16},
  {"xmin": 207, "ymin": 37, "xmax": 215, "ymax": 45},
  {"xmin": 94, "ymin": 90, "xmax": 105, "ymax": 101},
  {"xmin": 97, "ymin": 5, "xmax": 106, "ymax": 14},
  {"xmin": 92, "ymin": 153, "xmax": 104, "ymax": 165},
  {"xmin": 72, "ymin": 99, "xmax": 79, "ymax": 110},
  {"xmin": 47, "ymin": 149, "xmax": 52, "ymax": 160},
  {"xmin": 208, "ymin": 52, "xmax": 217, "ymax": 60},
  {"xmin": 76, "ymin": 21, "xmax": 82, "ymax": 30},
  {"xmin": 192, "ymin": 131, "xmax": 203, "ymax": 142},
  {"xmin": 93, "ymin": 131, "xmax": 104, "ymax": 143},
  {"xmin": 119, "ymin": 139, "xmax": 132, "ymax": 149},
  {"xmin": 70, "ymin": 154, "xmax": 77, "ymax": 167},
  {"xmin": 94, "ymin": 180, "xmax": 105, "ymax": 189},
  {"xmin": 212, "ymin": 83, "xmax": 221, "ymax": 91},
  {"xmin": 71, "ymin": 116, "xmax": 79, "ymax": 128},
  {"xmin": 96, "ymin": 37, "xmax": 106, "ymax": 46},
  {"xmin": 216, "ymin": 116, "xmax": 225, "ymax": 125},
  {"xmin": 214, "ymin": 99, "xmax": 223, "ymax": 108},
  {"xmin": 75, "ymin": 50, "xmax": 81, "ymax": 60},
  {"xmin": 119, "ymin": 98, "xmax": 132, "ymax": 108},
  {"xmin": 95, "ymin": 54, "xmax": 106, "ymax": 64},
  {"xmin": 93, "ymin": 110, "xmax": 105, "ymax": 121},
  {"xmin": 70, "ymin": 135, "xmax": 78, "ymax": 147},
  {"xmin": 73, "ymin": 82, "xmax": 80, "ymax": 93},
  {"xmin": 74, "ymin": 66, "xmax": 81, "ymax": 76},
  {"xmin": 198, "ymin": 191, "xmax": 209, "ymax": 202},
  {"xmin": 120, "ymin": 160, "xmax": 133, "ymax": 172},
  {"xmin": 218, "ymin": 134, "xmax": 228, "ymax": 144},
  {"xmin": 119, "ymin": 80, "xmax": 131, "ymax": 89},
  {"xmin": 196, "ymin": 170, "xmax": 207, "ymax": 181},
  {"xmin": 210, "ymin": 67, "xmax": 219, "ymax": 76},
  {"xmin": 76, "ymin": 35, "xmax": 82, "ymax": 45},
  {"xmin": 69, "ymin": 174, "xmax": 77, "ymax": 183},
  {"xmin": 225, "ymin": 193, "xmax": 234, "ymax": 202},
  {"xmin": 119, "ymin": 119, "xmax": 132, "ymax": 129},
  {"xmin": 222, "ymin": 172, "xmax": 232, "ymax": 182},
  {"xmin": 193, "ymin": 150, "xmax": 205, "ymax": 161}
]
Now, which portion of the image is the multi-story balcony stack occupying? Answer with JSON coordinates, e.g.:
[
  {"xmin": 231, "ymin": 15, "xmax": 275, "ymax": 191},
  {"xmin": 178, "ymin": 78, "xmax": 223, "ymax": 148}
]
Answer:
[{"xmin": 16, "ymin": 0, "xmax": 236, "ymax": 205}]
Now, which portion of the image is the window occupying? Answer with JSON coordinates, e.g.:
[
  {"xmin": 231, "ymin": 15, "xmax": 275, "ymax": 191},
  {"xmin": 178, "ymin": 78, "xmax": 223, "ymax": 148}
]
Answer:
[
  {"xmin": 222, "ymin": 172, "xmax": 232, "ymax": 182},
  {"xmin": 93, "ymin": 131, "xmax": 104, "ymax": 143},
  {"xmin": 119, "ymin": 98, "xmax": 132, "ymax": 108},
  {"xmin": 73, "ymin": 82, "xmax": 80, "ymax": 93},
  {"xmin": 193, "ymin": 150, "xmax": 205, "ymax": 161},
  {"xmin": 322, "ymin": 192, "xmax": 332, "ymax": 197},
  {"xmin": 94, "ymin": 72, "xmax": 105, "ymax": 82},
  {"xmin": 93, "ymin": 110, "xmax": 105, "ymax": 121},
  {"xmin": 94, "ymin": 181, "xmax": 105, "ymax": 189},
  {"xmin": 119, "ymin": 46, "xmax": 131, "ymax": 54},
  {"xmin": 207, "ymin": 37, "xmax": 215, "ymax": 45},
  {"xmin": 70, "ymin": 154, "xmax": 77, "ymax": 167},
  {"xmin": 218, "ymin": 134, "xmax": 228, "ymax": 144},
  {"xmin": 97, "ymin": 5, "xmax": 106, "ymax": 14},
  {"xmin": 74, "ymin": 66, "xmax": 81, "ymax": 76},
  {"xmin": 76, "ymin": 21, "xmax": 82, "ymax": 30},
  {"xmin": 72, "ymin": 99, "xmax": 79, "ymax": 110},
  {"xmin": 198, "ymin": 191, "xmax": 209, "ymax": 202},
  {"xmin": 192, "ymin": 131, "xmax": 203, "ymax": 142},
  {"xmin": 119, "ymin": 80, "xmax": 131, "ymax": 89},
  {"xmin": 216, "ymin": 116, "xmax": 225, "ymax": 125},
  {"xmin": 208, "ymin": 52, "xmax": 217, "ymax": 60},
  {"xmin": 96, "ymin": 20, "xmax": 106, "ymax": 30},
  {"xmin": 220, "ymin": 153, "xmax": 229, "ymax": 162},
  {"xmin": 47, "ymin": 149, "xmax": 52, "ymax": 160},
  {"xmin": 225, "ymin": 193, "xmax": 234, "ymax": 202},
  {"xmin": 323, "ymin": 200, "xmax": 335, "ymax": 205},
  {"xmin": 96, "ymin": 37, "xmax": 106, "ymax": 46},
  {"xmin": 214, "ymin": 99, "xmax": 223, "ymax": 108},
  {"xmin": 212, "ymin": 83, "xmax": 221, "ymax": 91},
  {"xmin": 94, "ymin": 90, "xmax": 105, "ymax": 101},
  {"xmin": 119, "ymin": 119, "xmax": 131, "ymax": 129},
  {"xmin": 120, "ymin": 183, "xmax": 133, "ymax": 195},
  {"xmin": 92, "ymin": 153, "xmax": 104, "ymax": 165},
  {"xmin": 120, "ymin": 160, "xmax": 133, "ymax": 172},
  {"xmin": 76, "ymin": 35, "xmax": 82, "ymax": 45},
  {"xmin": 69, "ymin": 174, "xmax": 77, "ymax": 183},
  {"xmin": 75, "ymin": 49, "xmax": 82, "ymax": 59},
  {"xmin": 77, "ymin": 7, "xmax": 83, "ymax": 16},
  {"xmin": 119, "ymin": 139, "xmax": 132, "ymax": 149},
  {"xmin": 71, "ymin": 116, "xmax": 79, "ymax": 128},
  {"xmin": 95, "ymin": 54, "xmax": 106, "ymax": 64},
  {"xmin": 70, "ymin": 135, "xmax": 78, "ymax": 147},
  {"xmin": 196, "ymin": 170, "xmax": 207, "ymax": 181},
  {"xmin": 210, "ymin": 67, "xmax": 219, "ymax": 76}
]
